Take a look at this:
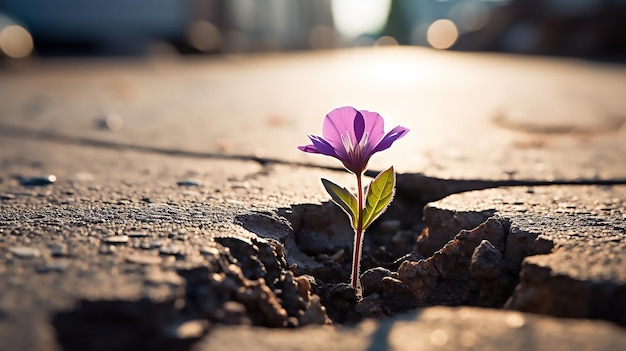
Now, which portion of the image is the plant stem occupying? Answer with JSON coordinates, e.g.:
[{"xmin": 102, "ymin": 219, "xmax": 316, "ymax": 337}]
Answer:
[{"xmin": 351, "ymin": 172, "xmax": 364, "ymax": 295}]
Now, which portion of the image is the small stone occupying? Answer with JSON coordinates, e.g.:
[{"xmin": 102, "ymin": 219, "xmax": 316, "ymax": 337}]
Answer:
[
  {"xmin": 173, "ymin": 234, "xmax": 188, "ymax": 241},
  {"xmin": 231, "ymin": 182, "xmax": 250, "ymax": 190},
  {"xmin": 126, "ymin": 232, "xmax": 149, "ymax": 238},
  {"xmin": 321, "ymin": 283, "xmax": 358, "ymax": 324},
  {"xmin": 126, "ymin": 254, "xmax": 163, "ymax": 265},
  {"xmin": 159, "ymin": 245, "xmax": 184, "ymax": 256},
  {"xmin": 0, "ymin": 194, "xmax": 15, "ymax": 200},
  {"xmin": 9, "ymin": 246, "xmax": 40, "ymax": 258},
  {"xmin": 20, "ymin": 175, "xmax": 56, "ymax": 186},
  {"xmin": 177, "ymin": 179, "xmax": 201, "ymax": 187},
  {"xmin": 199, "ymin": 246, "xmax": 219, "ymax": 256},
  {"xmin": 379, "ymin": 220, "xmax": 402, "ymax": 235},
  {"xmin": 361, "ymin": 267, "xmax": 393, "ymax": 296},
  {"xmin": 50, "ymin": 243, "xmax": 68, "ymax": 257},
  {"xmin": 97, "ymin": 113, "xmax": 124, "ymax": 131},
  {"xmin": 172, "ymin": 320, "xmax": 208, "ymax": 339},
  {"xmin": 103, "ymin": 235, "xmax": 129, "ymax": 244}
]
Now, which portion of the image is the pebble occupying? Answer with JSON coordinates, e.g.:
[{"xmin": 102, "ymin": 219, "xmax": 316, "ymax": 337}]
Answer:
[
  {"xmin": 103, "ymin": 235, "xmax": 129, "ymax": 244},
  {"xmin": 50, "ymin": 243, "xmax": 68, "ymax": 257},
  {"xmin": 20, "ymin": 175, "xmax": 56, "ymax": 187},
  {"xmin": 177, "ymin": 179, "xmax": 201, "ymax": 187},
  {"xmin": 159, "ymin": 245, "xmax": 184, "ymax": 256},
  {"xmin": 97, "ymin": 113, "xmax": 124, "ymax": 131},
  {"xmin": 9, "ymin": 246, "xmax": 41, "ymax": 258},
  {"xmin": 172, "ymin": 320, "xmax": 208, "ymax": 339},
  {"xmin": 0, "ymin": 194, "xmax": 16, "ymax": 200},
  {"xmin": 126, "ymin": 254, "xmax": 163, "ymax": 265},
  {"xmin": 361, "ymin": 267, "xmax": 393, "ymax": 296},
  {"xmin": 200, "ymin": 246, "xmax": 220, "ymax": 257},
  {"xmin": 140, "ymin": 240, "xmax": 163, "ymax": 250},
  {"xmin": 126, "ymin": 232, "xmax": 149, "ymax": 238}
]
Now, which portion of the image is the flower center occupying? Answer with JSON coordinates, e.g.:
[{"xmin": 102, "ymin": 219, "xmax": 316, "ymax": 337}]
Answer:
[{"xmin": 340, "ymin": 131, "xmax": 370, "ymax": 170}]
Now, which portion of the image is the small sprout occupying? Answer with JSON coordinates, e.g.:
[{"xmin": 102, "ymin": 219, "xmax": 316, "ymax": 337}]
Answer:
[{"xmin": 299, "ymin": 106, "xmax": 409, "ymax": 296}]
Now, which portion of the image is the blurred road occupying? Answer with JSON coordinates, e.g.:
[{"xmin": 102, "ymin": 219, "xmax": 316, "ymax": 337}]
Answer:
[{"xmin": 1, "ymin": 47, "xmax": 625, "ymax": 179}]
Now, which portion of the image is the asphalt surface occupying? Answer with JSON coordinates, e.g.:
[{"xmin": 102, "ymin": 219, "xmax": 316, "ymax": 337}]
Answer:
[{"xmin": 1, "ymin": 47, "xmax": 625, "ymax": 350}]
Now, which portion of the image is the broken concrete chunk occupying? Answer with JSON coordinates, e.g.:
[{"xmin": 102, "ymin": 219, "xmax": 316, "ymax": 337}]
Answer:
[
  {"xmin": 399, "ymin": 217, "xmax": 512, "ymax": 307},
  {"xmin": 470, "ymin": 240, "xmax": 502, "ymax": 280},
  {"xmin": 423, "ymin": 185, "xmax": 626, "ymax": 326}
]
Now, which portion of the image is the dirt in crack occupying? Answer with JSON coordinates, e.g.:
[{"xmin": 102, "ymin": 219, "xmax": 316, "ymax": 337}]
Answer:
[{"xmin": 268, "ymin": 188, "xmax": 556, "ymax": 325}]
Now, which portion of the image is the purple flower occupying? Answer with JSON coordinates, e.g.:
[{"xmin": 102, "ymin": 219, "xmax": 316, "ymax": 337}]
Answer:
[{"xmin": 298, "ymin": 106, "xmax": 409, "ymax": 173}]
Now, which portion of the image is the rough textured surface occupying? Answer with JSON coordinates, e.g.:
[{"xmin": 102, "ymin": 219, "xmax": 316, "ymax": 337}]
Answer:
[
  {"xmin": 0, "ymin": 138, "xmax": 343, "ymax": 351},
  {"xmin": 195, "ymin": 307, "xmax": 626, "ymax": 351},
  {"xmin": 1, "ymin": 48, "xmax": 626, "ymax": 350},
  {"xmin": 419, "ymin": 185, "xmax": 626, "ymax": 325},
  {"xmin": 399, "ymin": 218, "xmax": 518, "ymax": 308}
]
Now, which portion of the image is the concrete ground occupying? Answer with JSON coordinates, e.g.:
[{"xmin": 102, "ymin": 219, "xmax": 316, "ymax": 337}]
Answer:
[{"xmin": 0, "ymin": 47, "xmax": 625, "ymax": 350}]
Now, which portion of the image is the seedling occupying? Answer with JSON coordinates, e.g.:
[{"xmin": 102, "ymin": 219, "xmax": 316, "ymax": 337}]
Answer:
[{"xmin": 298, "ymin": 106, "xmax": 409, "ymax": 295}]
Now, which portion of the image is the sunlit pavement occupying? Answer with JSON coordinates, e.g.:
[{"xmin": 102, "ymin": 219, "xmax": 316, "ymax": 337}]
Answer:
[
  {"xmin": 1, "ymin": 47, "xmax": 626, "ymax": 351},
  {"xmin": 1, "ymin": 47, "xmax": 625, "ymax": 180}
]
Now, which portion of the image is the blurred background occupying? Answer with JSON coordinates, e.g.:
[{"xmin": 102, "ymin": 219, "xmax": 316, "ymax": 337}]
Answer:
[{"xmin": 1, "ymin": 0, "xmax": 625, "ymax": 61}]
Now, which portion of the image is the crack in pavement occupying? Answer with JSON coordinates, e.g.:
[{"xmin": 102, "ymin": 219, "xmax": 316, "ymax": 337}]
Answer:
[
  {"xmin": 2, "ymin": 124, "xmax": 626, "ymax": 349},
  {"xmin": 3, "ymin": 124, "xmax": 626, "ymax": 198},
  {"xmin": 0, "ymin": 124, "xmax": 348, "ymax": 173}
]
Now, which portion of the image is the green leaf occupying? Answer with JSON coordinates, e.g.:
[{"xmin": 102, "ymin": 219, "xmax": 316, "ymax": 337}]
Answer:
[
  {"xmin": 361, "ymin": 166, "xmax": 395, "ymax": 230},
  {"xmin": 321, "ymin": 178, "xmax": 358, "ymax": 229}
]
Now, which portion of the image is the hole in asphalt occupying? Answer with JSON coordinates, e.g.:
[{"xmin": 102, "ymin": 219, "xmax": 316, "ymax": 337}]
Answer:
[
  {"xmin": 233, "ymin": 173, "xmax": 558, "ymax": 325},
  {"xmin": 50, "ymin": 174, "xmax": 584, "ymax": 351},
  {"xmin": 267, "ymin": 196, "xmax": 552, "ymax": 324}
]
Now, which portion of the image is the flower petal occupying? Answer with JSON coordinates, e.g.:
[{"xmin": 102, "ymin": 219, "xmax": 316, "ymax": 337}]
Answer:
[
  {"xmin": 309, "ymin": 135, "xmax": 340, "ymax": 158},
  {"xmin": 372, "ymin": 126, "xmax": 410, "ymax": 153},
  {"xmin": 359, "ymin": 110, "xmax": 386, "ymax": 145},
  {"xmin": 322, "ymin": 106, "xmax": 359, "ymax": 149},
  {"xmin": 353, "ymin": 111, "xmax": 365, "ymax": 143},
  {"xmin": 297, "ymin": 144, "xmax": 318, "ymax": 153}
]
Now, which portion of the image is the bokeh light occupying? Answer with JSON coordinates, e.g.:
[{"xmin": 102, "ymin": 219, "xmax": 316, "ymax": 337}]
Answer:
[
  {"xmin": 427, "ymin": 19, "xmax": 458, "ymax": 50},
  {"xmin": 331, "ymin": 0, "xmax": 391, "ymax": 38},
  {"xmin": 186, "ymin": 20, "xmax": 222, "ymax": 52},
  {"xmin": 0, "ymin": 25, "xmax": 33, "ymax": 58},
  {"xmin": 374, "ymin": 35, "xmax": 398, "ymax": 47},
  {"xmin": 449, "ymin": 2, "xmax": 490, "ymax": 31}
]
